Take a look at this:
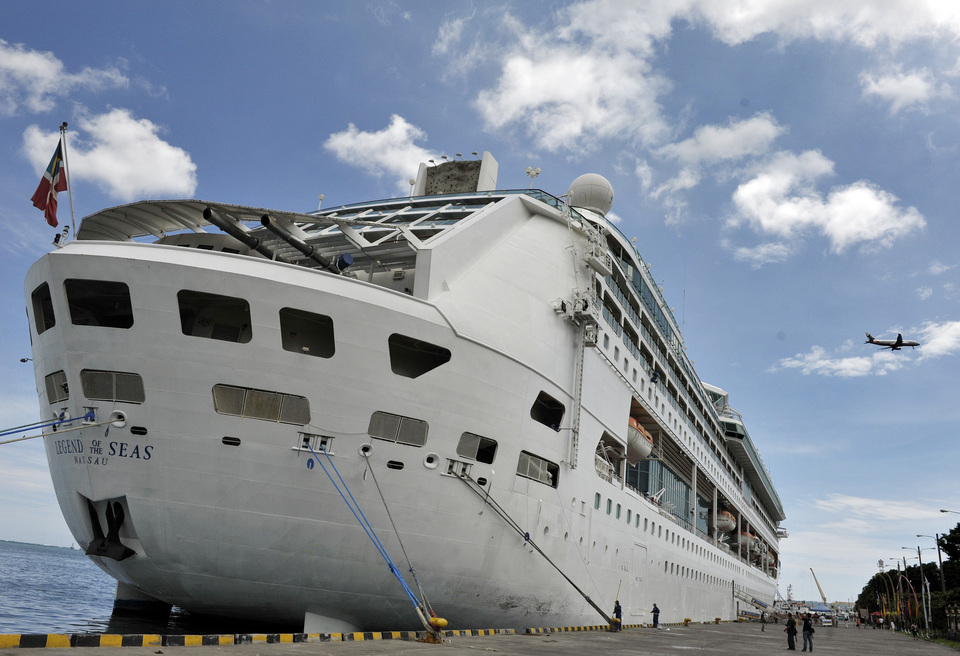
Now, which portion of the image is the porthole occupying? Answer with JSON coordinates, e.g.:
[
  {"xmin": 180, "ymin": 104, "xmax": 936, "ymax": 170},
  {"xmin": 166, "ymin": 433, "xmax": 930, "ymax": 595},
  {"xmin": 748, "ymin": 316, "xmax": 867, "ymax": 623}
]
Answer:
[
  {"xmin": 359, "ymin": 443, "xmax": 374, "ymax": 458},
  {"xmin": 423, "ymin": 452, "xmax": 440, "ymax": 469}
]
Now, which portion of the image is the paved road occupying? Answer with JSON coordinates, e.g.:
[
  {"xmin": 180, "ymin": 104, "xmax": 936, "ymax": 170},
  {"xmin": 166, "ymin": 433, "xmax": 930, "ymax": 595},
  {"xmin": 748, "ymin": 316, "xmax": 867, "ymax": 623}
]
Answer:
[{"xmin": 1, "ymin": 622, "xmax": 953, "ymax": 656}]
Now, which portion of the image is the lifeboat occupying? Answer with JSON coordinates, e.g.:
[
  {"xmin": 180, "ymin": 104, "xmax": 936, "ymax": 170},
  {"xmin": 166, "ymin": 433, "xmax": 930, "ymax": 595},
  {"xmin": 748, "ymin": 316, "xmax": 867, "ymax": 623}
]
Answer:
[
  {"xmin": 716, "ymin": 510, "xmax": 737, "ymax": 533},
  {"xmin": 625, "ymin": 417, "xmax": 654, "ymax": 464}
]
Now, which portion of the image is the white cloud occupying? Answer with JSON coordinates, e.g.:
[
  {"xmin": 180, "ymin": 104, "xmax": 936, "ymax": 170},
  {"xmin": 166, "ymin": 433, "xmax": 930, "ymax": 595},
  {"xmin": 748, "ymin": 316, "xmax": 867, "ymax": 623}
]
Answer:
[
  {"xmin": 812, "ymin": 493, "xmax": 945, "ymax": 522},
  {"xmin": 465, "ymin": 1, "xmax": 960, "ymax": 157},
  {"xmin": 434, "ymin": 13, "xmax": 472, "ymax": 55},
  {"xmin": 324, "ymin": 115, "xmax": 436, "ymax": 190},
  {"xmin": 772, "ymin": 344, "xmax": 905, "ymax": 377},
  {"xmin": 693, "ymin": 0, "xmax": 960, "ymax": 48},
  {"xmin": 726, "ymin": 241, "xmax": 792, "ymax": 268},
  {"xmin": 917, "ymin": 320, "xmax": 960, "ymax": 359},
  {"xmin": 727, "ymin": 150, "xmax": 925, "ymax": 254},
  {"xmin": 23, "ymin": 108, "xmax": 197, "ymax": 202},
  {"xmin": 861, "ymin": 67, "xmax": 951, "ymax": 113},
  {"xmin": 928, "ymin": 260, "xmax": 955, "ymax": 275},
  {"xmin": 917, "ymin": 286, "xmax": 933, "ymax": 300},
  {"xmin": 0, "ymin": 39, "xmax": 128, "ymax": 117},
  {"xmin": 659, "ymin": 113, "xmax": 785, "ymax": 167}
]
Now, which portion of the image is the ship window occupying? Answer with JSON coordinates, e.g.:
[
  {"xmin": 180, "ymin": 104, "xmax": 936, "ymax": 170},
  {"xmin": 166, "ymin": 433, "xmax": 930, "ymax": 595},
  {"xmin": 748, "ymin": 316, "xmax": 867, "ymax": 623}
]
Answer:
[
  {"xmin": 516, "ymin": 451, "xmax": 559, "ymax": 488},
  {"xmin": 31, "ymin": 283, "xmax": 56, "ymax": 334},
  {"xmin": 594, "ymin": 493, "xmax": 601, "ymax": 509},
  {"xmin": 606, "ymin": 499, "xmax": 612, "ymax": 515},
  {"xmin": 45, "ymin": 370, "xmax": 69, "ymax": 403},
  {"xmin": 178, "ymin": 290, "xmax": 251, "ymax": 343},
  {"xmin": 368, "ymin": 411, "xmax": 428, "ymax": 446},
  {"xmin": 616, "ymin": 503, "xmax": 621, "ymax": 519},
  {"xmin": 530, "ymin": 391, "xmax": 564, "ymax": 431},
  {"xmin": 65, "ymin": 279, "xmax": 133, "ymax": 329},
  {"xmin": 280, "ymin": 307, "xmax": 335, "ymax": 358},
  {"xmin": 456, "ymin": 432, "xmax": 498, "ymax": 463},
  {"xmin": 212, "ymin": 384, "xmax": 310, "ymax": 424},
  {"xmin": 80, "ymin": 370, "xmax": 145, "ymax": 404},
  {"xmin": 388, "ymin": 334, "xmax": 451, "ymax": 378},
  {"xmin": 626, "ymin": 509, "xmax": 631, "ymax": 523}
]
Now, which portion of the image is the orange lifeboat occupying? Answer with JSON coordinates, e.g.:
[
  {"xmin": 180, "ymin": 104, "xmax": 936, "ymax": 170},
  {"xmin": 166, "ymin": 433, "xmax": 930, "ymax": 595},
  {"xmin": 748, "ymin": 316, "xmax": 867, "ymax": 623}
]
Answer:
[
  {"xmin": 716, "ymin": 510, "xmax": 736, "ymax": 533},
  {"xmin": 626, "ymin": 417, "xmax": 653, "ymax": 464}
]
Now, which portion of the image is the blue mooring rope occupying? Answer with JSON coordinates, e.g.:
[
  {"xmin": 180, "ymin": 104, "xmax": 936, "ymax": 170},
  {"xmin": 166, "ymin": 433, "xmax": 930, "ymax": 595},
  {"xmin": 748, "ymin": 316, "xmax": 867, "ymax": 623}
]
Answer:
[
  {"xmin": 305, "ymin": 443, "xmax": 422, "ymax": 609},
  {"xmin": 0, "ymin": 411, "xmax": 96, "ymax": 439}
]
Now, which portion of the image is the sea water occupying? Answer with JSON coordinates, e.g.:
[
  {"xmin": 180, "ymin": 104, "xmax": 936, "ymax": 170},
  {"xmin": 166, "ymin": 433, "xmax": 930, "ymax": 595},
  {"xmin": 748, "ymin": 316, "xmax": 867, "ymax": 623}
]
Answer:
[{"xmin": 0, "ymin": 541, "xmax": 297, "ymax": 635}]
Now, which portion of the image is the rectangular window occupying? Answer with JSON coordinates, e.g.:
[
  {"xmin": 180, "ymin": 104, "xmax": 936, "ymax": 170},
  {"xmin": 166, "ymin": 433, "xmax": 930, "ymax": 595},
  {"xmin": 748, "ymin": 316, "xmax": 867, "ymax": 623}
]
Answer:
[
  {"xmin": 530, "ymin": 391, "xmax": 565, "ymax": 431},
  {"xmin": 368, "ymin": 411, "xmax": 428, "ymax": 447},
  {"xmin": 280, "ymin": 307, "xmax": 335, "ymax": 358},
  {"xmin": 456, "ymin": 432, "xmax": 498, "ymax": 464},
  {"xmin": 31, "ymin": 283, "xmax": 56, "ymax": 334},
  {"xmin": 45, "ymin": 370, "xmax": 69, "ymax": 404},
  {"xmin": 179, "ymin": 290, "xmax": 251, "ymax": 343},
  {"xmin": 594, "ymin": 492, "xmax": 601, "ymax": 510},
  {"xmin": 80, "ymin": 370, "xmax": 145, "ymax": 404},
  {"xmin": 65, "ymin": 279, "xmax": 133, "ymax": 328},
  {"xmin": 516, "ymin": 451, "xmax": 559, "ymax": 488},
  {"xmin": 212, "ymin": 384, "xmax": 309, "ymax": 424}
]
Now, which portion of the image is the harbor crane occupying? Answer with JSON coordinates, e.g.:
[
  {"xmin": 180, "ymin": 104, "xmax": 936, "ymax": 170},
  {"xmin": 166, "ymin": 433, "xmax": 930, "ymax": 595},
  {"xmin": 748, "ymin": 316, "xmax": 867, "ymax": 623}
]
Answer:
[{"xmin": 810, "ymin": 568, "xmax": 828, "ymax": 605}]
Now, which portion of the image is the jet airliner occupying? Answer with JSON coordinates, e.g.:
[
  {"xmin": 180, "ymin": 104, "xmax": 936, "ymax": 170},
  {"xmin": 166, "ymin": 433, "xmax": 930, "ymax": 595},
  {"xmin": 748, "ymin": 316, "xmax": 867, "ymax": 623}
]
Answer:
[{"xmin": 865, "ymin": 332, "xmax": 920, "ymax": 350}]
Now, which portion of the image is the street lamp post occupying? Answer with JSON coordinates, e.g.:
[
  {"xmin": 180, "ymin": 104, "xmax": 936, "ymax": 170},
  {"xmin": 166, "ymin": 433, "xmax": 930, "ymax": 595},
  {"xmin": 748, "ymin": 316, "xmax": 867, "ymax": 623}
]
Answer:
[
  {"xmin": 918, "ymin": 534, "xmax": 946, "ymax": 593},
  {"xmin": 904, "ymin": 546, "xmax": 933, "ymax": 632}
]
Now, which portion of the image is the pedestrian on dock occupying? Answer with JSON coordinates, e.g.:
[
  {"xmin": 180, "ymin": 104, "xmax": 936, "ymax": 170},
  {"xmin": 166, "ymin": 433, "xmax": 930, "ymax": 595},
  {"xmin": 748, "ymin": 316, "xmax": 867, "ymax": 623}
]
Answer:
[
  {"xmin": 761, "ymin": 610, "xmax": 766, "ymax": 632},
  {"xmin": 613, "ymin": 600, "xmax": 622, "ymax": 631},
  {"xmin": 652, "ymin": 603, "xmax": 660, "ymax": 628},
  {"xmin": 801, "ymin": 613, "xmax": 814, "ymax": 652},
  {"xmin": 785, "ymin": 613, "xmax": 798, "ymax": 650}
]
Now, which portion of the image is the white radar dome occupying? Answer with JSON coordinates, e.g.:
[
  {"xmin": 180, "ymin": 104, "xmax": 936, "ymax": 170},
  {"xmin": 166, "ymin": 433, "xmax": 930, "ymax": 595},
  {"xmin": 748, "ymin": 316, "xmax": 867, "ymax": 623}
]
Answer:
[{"xmin": 567, "ymin": 173, "xmax": 614, "ymax": 217}]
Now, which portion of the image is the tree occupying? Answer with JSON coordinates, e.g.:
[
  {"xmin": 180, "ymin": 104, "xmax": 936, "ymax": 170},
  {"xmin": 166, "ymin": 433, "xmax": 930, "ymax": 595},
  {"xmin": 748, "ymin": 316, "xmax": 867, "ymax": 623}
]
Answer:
[{"xmin": 939, "ymin": 522, "xmax": 960, "ymax": 561}]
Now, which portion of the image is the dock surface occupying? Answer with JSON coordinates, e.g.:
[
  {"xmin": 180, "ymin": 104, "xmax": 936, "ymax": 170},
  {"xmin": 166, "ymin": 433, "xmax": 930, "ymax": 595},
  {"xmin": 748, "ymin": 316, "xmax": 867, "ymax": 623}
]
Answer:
[{"xmin": 1, "ymin": 622, "xmax": 953, "ymax": 656}]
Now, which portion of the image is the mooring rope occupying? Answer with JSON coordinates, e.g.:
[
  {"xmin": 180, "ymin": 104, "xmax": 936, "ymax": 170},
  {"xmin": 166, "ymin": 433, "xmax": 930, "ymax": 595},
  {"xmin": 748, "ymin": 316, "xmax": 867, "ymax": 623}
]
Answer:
[
  {"xmin": 305, "ymin": 443, "xmax": 444, "ymax": 641},
  {"xmin": 456, "ymin": 472, "xmax": 613, "ymax": 625},
  {"xmin": 305, "ymin": 442, "xmax": 421, "ymax": 606},
  {"xmin": 0, "ymin": 412, "xmax": 113, "ymax": 446},
  {"xmin": 360, "ymin": 456, "xmax": 438, "ymax": 620}
]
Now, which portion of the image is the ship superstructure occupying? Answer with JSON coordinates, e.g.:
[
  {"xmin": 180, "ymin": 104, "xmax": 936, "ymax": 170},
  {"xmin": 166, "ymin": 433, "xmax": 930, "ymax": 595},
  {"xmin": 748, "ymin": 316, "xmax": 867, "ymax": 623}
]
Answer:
[{"xmin": 24, "ymin": 152, "xmax": 785, "ymax": 632}]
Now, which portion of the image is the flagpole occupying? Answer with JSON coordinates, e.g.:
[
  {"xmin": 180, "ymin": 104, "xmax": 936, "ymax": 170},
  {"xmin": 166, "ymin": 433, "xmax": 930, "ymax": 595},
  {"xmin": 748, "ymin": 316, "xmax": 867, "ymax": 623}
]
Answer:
[{"xmin": 59, "ymin": 122, "xmax": 77, "ymax": 235}]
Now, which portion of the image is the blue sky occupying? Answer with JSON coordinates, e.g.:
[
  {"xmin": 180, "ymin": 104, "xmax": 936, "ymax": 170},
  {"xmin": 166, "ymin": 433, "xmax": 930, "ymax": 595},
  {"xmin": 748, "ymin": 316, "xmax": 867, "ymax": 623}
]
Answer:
[{"xmin": 3, "ymin": 1, "xmax": 960, "ymax": 605}]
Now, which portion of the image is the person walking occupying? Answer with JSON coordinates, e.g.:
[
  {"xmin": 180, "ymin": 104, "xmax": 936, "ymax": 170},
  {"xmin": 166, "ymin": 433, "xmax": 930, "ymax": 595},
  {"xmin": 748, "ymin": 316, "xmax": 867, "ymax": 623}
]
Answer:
[
  {"xmin": 785, "ymin": 613, "xmax": 798, "ymax": 650},
  {"xmin": 761, "ymin": 610, "xmax": 766, "ymax": 631},
  {"xmin": 801, "ymin": 613, "xmax": 815, "ymax": 652},
  {"xmin": 613, "ymin": 600, "xmax": 622, "ymax": 631},
  {"xmin": 652, "ymin": 603, "xmax": 660, "ymax": 628}
]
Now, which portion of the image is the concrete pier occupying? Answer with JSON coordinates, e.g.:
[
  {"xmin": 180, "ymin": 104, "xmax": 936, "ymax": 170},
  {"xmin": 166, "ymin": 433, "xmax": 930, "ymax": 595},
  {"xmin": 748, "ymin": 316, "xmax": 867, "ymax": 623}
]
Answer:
[{"xmin": 1, "ymin": 621, "xmax": 953, "ymax": 655}]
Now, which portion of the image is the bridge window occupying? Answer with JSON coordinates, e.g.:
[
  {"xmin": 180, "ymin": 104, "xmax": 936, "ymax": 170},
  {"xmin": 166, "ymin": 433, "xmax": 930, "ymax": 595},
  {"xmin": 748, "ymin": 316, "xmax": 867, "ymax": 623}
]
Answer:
[
  {"xmin": 179, "ymin": 290, "xmax": 251, "ymax": 343},
  {"xmin": 31, "ymin": 282, "xmax": 56, "ymax": 334},
  {"xmin": 65, "ymin": 279, "xmax": 133, "ymax": 328},
  {"xmin": 280, "ymin": 308, "xmax": 335, "ymax": 358}
]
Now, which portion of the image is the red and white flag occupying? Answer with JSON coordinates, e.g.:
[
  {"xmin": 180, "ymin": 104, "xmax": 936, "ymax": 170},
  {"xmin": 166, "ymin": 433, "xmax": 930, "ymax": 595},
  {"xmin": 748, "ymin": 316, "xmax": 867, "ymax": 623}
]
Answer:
[{"xmin": 31, "ymin": 141, "xmax": 68, "ymax": 227}]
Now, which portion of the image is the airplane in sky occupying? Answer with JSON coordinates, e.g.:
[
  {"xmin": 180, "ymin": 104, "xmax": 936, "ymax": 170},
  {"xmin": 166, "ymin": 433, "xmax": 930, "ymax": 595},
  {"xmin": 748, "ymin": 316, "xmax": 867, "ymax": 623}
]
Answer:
[{"xmin": 864, "ymin": 332, "xmax": 920, "ymax": 350}]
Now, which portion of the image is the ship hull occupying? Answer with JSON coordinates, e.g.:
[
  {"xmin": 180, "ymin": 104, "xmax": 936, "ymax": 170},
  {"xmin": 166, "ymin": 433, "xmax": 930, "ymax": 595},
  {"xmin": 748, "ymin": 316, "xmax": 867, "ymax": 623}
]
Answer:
[{"xmin": 25, "ymin": 192, "xmax": 779, "ymax": 632}]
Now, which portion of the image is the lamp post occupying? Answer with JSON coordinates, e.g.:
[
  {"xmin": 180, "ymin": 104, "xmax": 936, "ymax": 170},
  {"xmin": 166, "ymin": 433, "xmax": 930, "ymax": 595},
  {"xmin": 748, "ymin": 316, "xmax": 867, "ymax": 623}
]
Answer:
[
  {"xmin": 941, "ymin": 509, "xmax": 960, "ymax": 515},
  {"xmin": 904, "ymin": 546, "xmax": 934, "ymax": 632},
  {"xmin": 918, "ymin": 534, "xmax": 946, "ymax": 593}
]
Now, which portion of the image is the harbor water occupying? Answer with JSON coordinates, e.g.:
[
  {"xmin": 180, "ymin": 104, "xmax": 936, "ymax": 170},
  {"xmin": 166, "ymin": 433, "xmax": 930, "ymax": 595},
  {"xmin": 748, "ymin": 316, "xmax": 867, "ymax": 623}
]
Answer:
[{"xmin": 0, "ymin": 541, "xmax": 297, "ymax": 635}]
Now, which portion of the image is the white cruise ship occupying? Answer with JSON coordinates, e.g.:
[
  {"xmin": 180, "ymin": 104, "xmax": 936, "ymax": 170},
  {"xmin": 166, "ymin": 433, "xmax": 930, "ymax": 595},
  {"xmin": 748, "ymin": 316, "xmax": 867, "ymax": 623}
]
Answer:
[{"xmin": 24, "ymin": 152, "xmax": 785, "ymax": 633}]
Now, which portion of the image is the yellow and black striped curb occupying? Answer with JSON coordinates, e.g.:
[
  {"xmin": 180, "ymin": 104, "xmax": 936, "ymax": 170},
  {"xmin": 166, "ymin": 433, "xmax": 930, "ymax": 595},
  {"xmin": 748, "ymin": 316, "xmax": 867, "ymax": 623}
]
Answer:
[{"xmin": 0, "ymin": 628, "xmax": 519, "ymax": 648}]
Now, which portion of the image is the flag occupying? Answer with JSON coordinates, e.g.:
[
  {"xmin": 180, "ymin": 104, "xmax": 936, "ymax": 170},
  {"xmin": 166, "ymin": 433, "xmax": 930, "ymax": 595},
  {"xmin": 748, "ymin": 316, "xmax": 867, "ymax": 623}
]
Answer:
[{"xmin": 31, "ymin": 141, "xmax": 68, "ymax": 228}]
